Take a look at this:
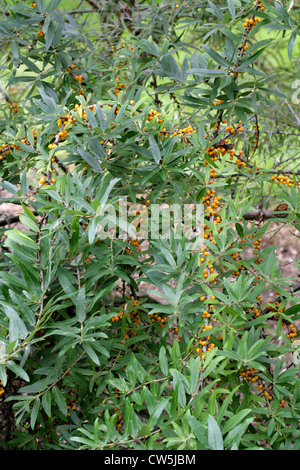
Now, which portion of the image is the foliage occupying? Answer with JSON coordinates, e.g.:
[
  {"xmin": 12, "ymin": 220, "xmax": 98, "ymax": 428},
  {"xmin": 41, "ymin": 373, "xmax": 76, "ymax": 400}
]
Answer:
[{"xmin": 0, "ymin": 0, "xmax": 300, "ymax": 450}]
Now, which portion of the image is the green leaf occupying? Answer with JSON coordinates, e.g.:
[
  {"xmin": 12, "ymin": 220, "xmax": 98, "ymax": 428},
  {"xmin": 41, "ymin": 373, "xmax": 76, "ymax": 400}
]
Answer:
[
  {"xmin": 147, "ymin": 399, "xmax": 169, "ymax": 429},
  {"xmin": 78, "ymin": 149, "xmax": 101, "ymax": 172},
  {"xmin": 0, "ymin": 180, "xmax": 19, "ymax": 196},
  {"xmin": 288, "ymin": 31, "xmax": 297, "ymax": 60},
  {"xmin": 149, "ymin": 135, "xmax": 161, "ymax": 164},
  {"xmin": 11, "ymin": 41, "xmax": 20, "ymax": 60},
  {"xmin": 222, "ymin": 409, "xmax": 252, "ymax": 434},
  {"xmin": 227, "ymin": 0, "xmax": 235, "ymax": 17},
  {"xmin": 0, "ymin": 365, "xmax": 7, "ymax": 387},
  {"xmin": 83, "ymin": 341, "xmax": 100, "ymax": 365},
  {"xmin": 42, "ymin": 391, "xmax": 52, "ymax": 417},
  {"xmin": 207, "ymin": 1, "xmax": 224, "ymax": 20},
  {"xmin": 208, "ymin": 415, "xmax": 224, "ymax": 450},
  {"xmin": 138, "ymin": 423, "xmax": 151, "ymax": 438},
  {"xmin": 235, "ymin": 222, "xmax": 244, "ymax": 238},
  {"xmin": 6, "ymin": 361, "xmax": 30, "ymax": 382},
  {"xmin": 274, "ymin": 1, "xmax": 292, "ymax": 24},
  {"xmin": 202, "ymin": 44, "xmax": 229, "ymax": 68},
  {"xmin": 95, "ymin": 104, "xmax": 107, "ymax": 132},
  {"xmin": 57, "ymin": 267, "xmax": 77, "ymax": 295},
  {"xmin": 224, "ymin": 417, "xmax": 253, "ymax": 447},
  {"xmin": 187, "ymin": 415, "xmax": 209, "ymax": 448},
  {"xmin": 189, "ymin": 355, "xmax": 200, "ymax": 395},
  {"xmin": 159, "ymin": 346, "xmax": 169, "ymax": 375},
  {"xmin": 135, "ymin": 39, "xmax": 160, "ymax": 57},
  {"xmin": 52, "ymin": 386, "xmax": 68, "ymax": 416},
  {"xmin": 31, "ymin": 398, "xmax": 40, "ymax": 430},
  {"xmin": 198, "ymin": 122, "xmax": 206, "ymax": 147},
  {"xmin": 18, "ymin": 214, "xmax": 39, "ymax": 233},
  {"xmin": 160, "ymin": 55, "xmax": 180, "ymax": 79},
  {"xmin": 75, "ymin": 288, "xmax": 86, "ymax": 323},
  {"xmin": 5, "ymin": 229, "xmax": 37, "ymax": 250},
  {"xmin": 20, "ymin": 55, "xmax": 40, "ymax": 74},
  {"xmin": 4, "ymin": 306, "xmax": 28, "ymax": 343},
  {"xmin": 88, "ymin": 216, "xmax": 100, "ymax": 245}
]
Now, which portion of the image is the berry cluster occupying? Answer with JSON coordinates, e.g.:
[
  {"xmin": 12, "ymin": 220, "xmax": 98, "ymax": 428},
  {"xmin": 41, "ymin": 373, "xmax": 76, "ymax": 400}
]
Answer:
[
  {"xmin": 149, "ymin": 313, "xmax": 168, "ymax": 328},
  {"xmin": 286, "ymin": 323, "xmax": 297, "ymax": 340},
  {"xmin": 199, "ymin": 248, "xmax": 216, "ymax": 280},
  {"xmin": 111, "ymin": 299, "xmax": 141, "ymax": 325},
  {"xmin": 196, "ymin": 324, "xmax": 215, "ymax": 357},
  {"xmin": 202, "ymin": 190, "xmax": 222, "ymax": 232},
  {"xmin": 168, "ymin": 325, "xmax": 182, "ymax": 342},
  {"xmin": 170, "ymin": 125, "xmax": 195, "ymax": 138},
  {"xmin": 126, "ymin": 238, "xmax": 141, "ymax": 255},
  {"xmin": 115, "ymin": 407, "xmax": 123, "ymax": 432},
  {"xmin": 254, "ymin": 0, "xmax": 265, "ymax": 11},
  {"xmin": 0, "ymin": 144, "xmax": 11, "ymax": 161},
  {"xmin": 0, "ymin": 378, "xmax": 5, "ymax": 398},
  {"xmin": 62, "ymin": 64, "xmax": 76, "ymax": 73},
  {"xmin": 115, "ymin": 77, "xmax": 126, "ymax": 97},
  {"xmin": 8, "ymin": 102, "xmax": 20, "ymax": 114},
  {"xmin": 271, "ymin": 173, "xmax": 300, "ymax": 187},
  {"xmin": 244, "ymin": 17, "xmax": 261, "ymax": 30},
  {"xmin": 239, "ymin": 367, "xmax": 280, "ymax": 403},
  {"xmin": 147, "ymin": 109, "xmax": 161, "ymax": 122},
  {"xmin": 67, "ymin": 398, "xmax": 77, "ymax": 417},
  {"xmin": 252, "ymin": 124, "xmax": 259, "ymax": 151},
  {"xmin": 74, "ymin": 74, "xmax": 83, "ymax": 83}
]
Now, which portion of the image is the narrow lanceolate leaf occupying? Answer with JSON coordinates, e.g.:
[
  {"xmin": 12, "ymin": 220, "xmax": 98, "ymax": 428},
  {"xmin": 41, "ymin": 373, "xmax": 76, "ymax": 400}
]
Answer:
[
  {"xmin": 5, "ymin": 229, "xmax": 38, "ymax": 250},
  {"xmin": 198, "ymin": 122, "xmax": 206, "ymax": 147},
  {"xmin": 189, "ymin": 355, "xmax": 200, "ymax": 395},
  {"xmin": 135, "ymin": 39, "xmax": 160, "ymax": 57},
  {"xmin": 208, "ymin": 415, "xmax": 224, "ymax": 450},
  {"xmin": 52, "ymin": 386, "xmax": 68, "ymax": 416},
  {"xmin": 159, "ymin": 346, "xmax": 169, "ymax": 375},
  {"xmin": 0, "ymin": 365, "xmax": 7, "ymax": 387},
  {"xmin": 207, "ymin": 0, "xmax": 224, "ymax": 20},
  {"xmin": 4, "ymin": 306, "xmax": 28, "ymax": 343},
  {"xmin": 148, "ymin": 135, "xmax": 161, "ymax": 164},
  {"xmin": 227, "ymin": 0, "xmax": 235, "ymax": 17},
  {"xmin": 0, "ymin": 181, "xmax": 18, "ymax": 196},
  {"xmin": 6, "ymin": 361, "xmax": 30, "ymax": 382},
  {"xmin": 148, "ymin": 399, "xmax": 169, "ymax": 429},
  {"xmin": 75, "ymin": 287, "xmax": 86, "ymax": 323},
  {"xmin": 222, "ymin": 409, "xmax": 253, "ymax": 434},
  {"xmin": 95, "ymin": 104, "xmax": 107, "ymax": 132},
  {"xmin": 20, "ymin": 55, "xmax": 40, "ymax": 74},
  {"xmin": 31, "ymin": 398, "xmax": 40, "ymax": 430},
  {"xmin": 202, "ymin": 44, "xmax": 229, "ymax": 68},
  {"xmin": 45, "ymin": 22, "xmax": 55, "ymax": 50},
  {"xmin": 83, "ymin": 341, "xmax": 100, "ymax": 365},
  {"xmin": 42, "ymin": 390, "xmax": 52, "ymax": 417},
  {"xmin": 288, "ymin": 32, "xmax": 297, "ymax": 60}
]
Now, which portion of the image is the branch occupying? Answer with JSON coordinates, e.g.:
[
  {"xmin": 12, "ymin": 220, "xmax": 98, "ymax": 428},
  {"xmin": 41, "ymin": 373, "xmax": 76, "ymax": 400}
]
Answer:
[
  {"xmin": 261, "ymin": 284, "xmax": 300, "ymax": 317},
  {"xmin": 0, "ymin": 210, "xmax": 39, "ymax": 228},
  {"xmin": 0, "ymin": 86, "xmax": 13, "ymax": 105},
  {"xmin": 242, "ymin": 209, "xmax": 290, "ymax": 220},
  {"xmin": 83, "ymin": 0, "xmax": 101, "ymax": 9}
]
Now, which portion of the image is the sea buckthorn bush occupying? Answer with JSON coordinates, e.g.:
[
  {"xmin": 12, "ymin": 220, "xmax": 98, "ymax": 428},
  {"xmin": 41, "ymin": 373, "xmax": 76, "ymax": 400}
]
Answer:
[{"xmin": 0, "ymin": 0, "xmax": 300, "ymax": 451}]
